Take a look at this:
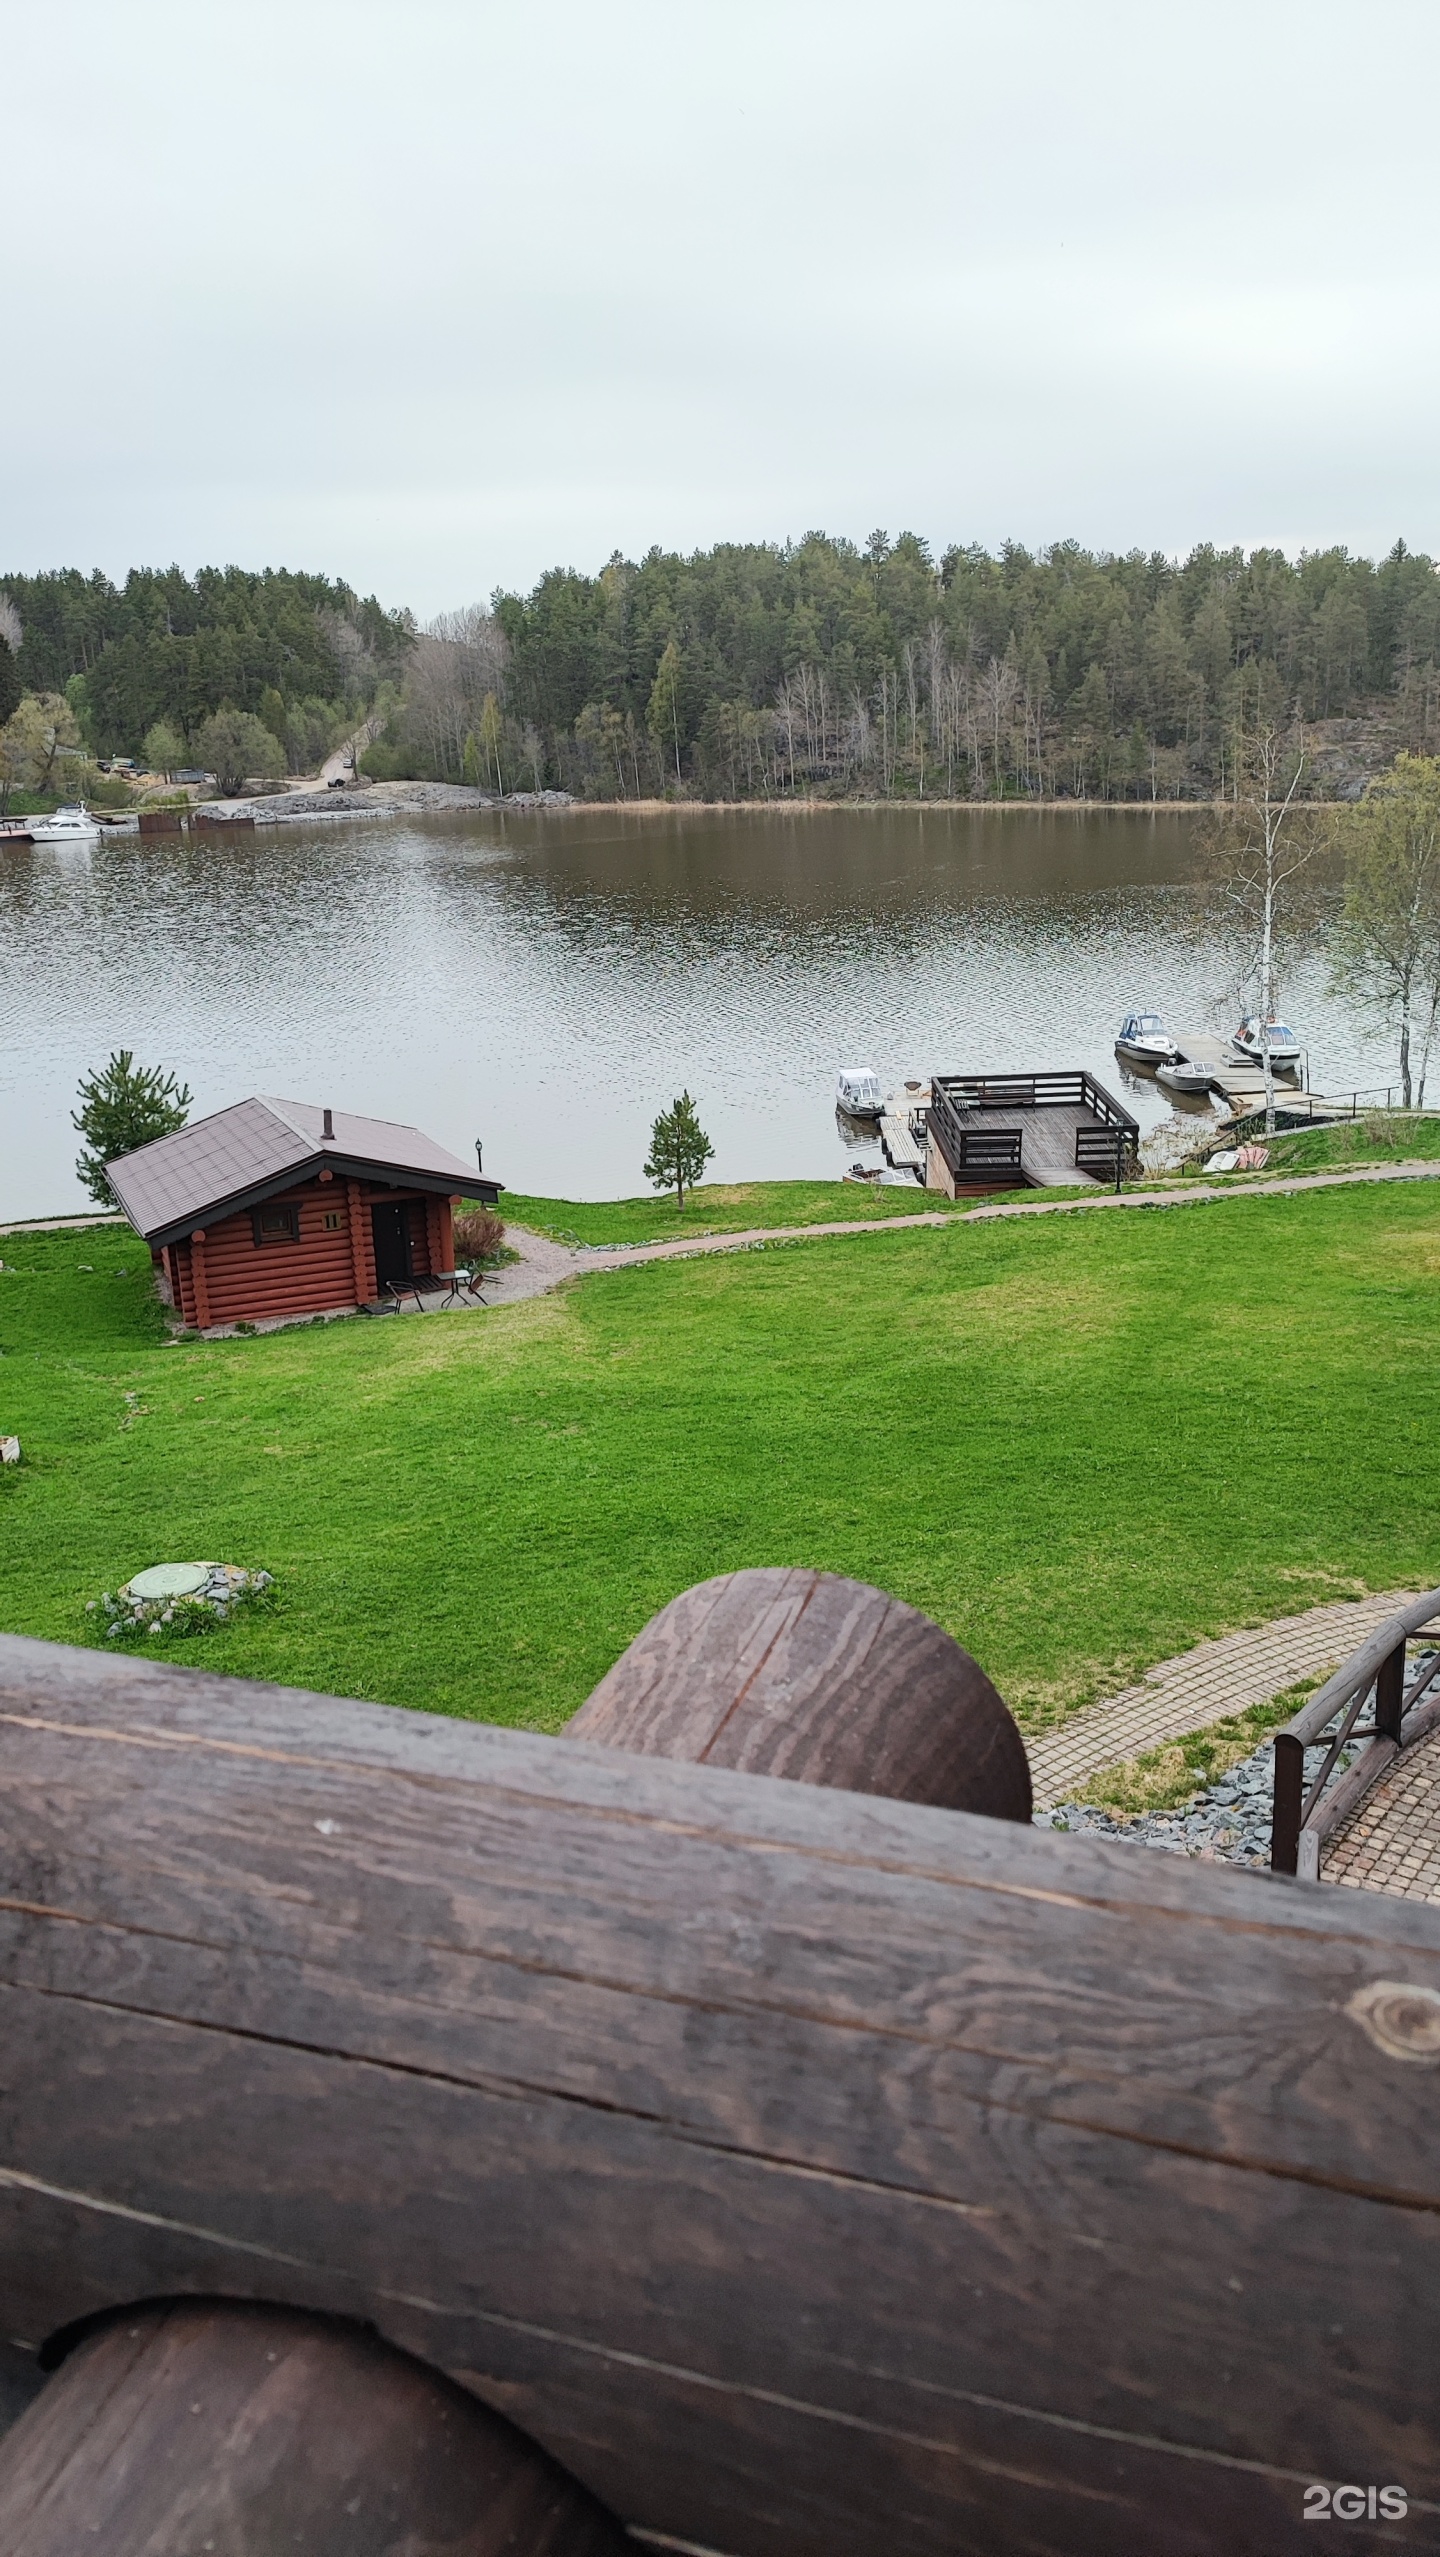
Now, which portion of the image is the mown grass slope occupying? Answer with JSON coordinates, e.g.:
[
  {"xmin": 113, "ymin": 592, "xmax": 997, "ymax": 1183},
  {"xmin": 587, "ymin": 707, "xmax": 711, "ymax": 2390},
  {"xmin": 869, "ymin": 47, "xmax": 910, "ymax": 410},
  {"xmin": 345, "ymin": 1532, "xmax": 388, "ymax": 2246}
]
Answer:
[
  {"xmin": 499, "ymin": 1179, "xmax": 969, "ymax": 1245},
  {"xmin": 1, "ymin": 1183, "xmax": 1437, "ymax": 1733}
]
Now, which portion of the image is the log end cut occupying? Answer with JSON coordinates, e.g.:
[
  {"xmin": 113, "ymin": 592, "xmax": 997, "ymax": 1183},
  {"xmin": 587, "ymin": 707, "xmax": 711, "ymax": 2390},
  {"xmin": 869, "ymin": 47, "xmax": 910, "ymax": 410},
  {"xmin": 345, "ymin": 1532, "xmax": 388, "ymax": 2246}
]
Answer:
[{"xmin": 569, "ymin": 1565, "xmax": 1032, "ymax": 1819}]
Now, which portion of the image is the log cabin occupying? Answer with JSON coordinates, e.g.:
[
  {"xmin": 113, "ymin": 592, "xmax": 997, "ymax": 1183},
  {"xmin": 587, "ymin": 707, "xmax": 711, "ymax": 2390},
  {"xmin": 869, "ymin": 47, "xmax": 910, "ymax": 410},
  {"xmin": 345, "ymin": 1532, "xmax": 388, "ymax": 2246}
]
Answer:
[{"xmin": 105, "ymin": 1095, "xmax": 502, "ymax": 1333}]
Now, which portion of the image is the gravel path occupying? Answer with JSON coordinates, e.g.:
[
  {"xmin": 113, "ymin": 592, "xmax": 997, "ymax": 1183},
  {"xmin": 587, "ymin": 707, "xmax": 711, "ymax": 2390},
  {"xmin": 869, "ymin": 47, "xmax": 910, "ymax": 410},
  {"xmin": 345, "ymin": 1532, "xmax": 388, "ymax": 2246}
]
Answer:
[{"xmin": 487, "ymin": 1158, "xmax": 1440, "ymax": 1298}]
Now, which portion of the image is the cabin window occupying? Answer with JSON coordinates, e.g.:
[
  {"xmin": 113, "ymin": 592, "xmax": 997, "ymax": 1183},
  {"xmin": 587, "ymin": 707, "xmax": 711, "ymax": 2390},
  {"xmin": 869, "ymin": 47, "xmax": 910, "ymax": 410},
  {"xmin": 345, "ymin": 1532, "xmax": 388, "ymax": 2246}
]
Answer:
[
  {"xmin": 251, "ymin": 1203, "xmax": 300, "ymax": 1246},
  {"xmin": 322, "ymin": 1208, "xmax": 344, "ymax": 1231}
]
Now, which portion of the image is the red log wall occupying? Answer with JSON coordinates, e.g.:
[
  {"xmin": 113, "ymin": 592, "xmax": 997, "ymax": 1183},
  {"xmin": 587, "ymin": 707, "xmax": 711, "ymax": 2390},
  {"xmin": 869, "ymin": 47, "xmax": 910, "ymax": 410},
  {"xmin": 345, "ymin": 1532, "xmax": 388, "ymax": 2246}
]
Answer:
[{"xmin": 166, "ymin": 1181, "xmax": 452, "ymax": 1331}]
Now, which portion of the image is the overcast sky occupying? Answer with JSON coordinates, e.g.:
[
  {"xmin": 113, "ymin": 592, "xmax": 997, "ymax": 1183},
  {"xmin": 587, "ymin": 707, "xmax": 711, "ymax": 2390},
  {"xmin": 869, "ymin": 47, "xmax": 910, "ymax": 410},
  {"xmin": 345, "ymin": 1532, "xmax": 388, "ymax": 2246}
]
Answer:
[{"xmin": 6, "ymin": 0, "xmax": 1438, "ymax": 617}]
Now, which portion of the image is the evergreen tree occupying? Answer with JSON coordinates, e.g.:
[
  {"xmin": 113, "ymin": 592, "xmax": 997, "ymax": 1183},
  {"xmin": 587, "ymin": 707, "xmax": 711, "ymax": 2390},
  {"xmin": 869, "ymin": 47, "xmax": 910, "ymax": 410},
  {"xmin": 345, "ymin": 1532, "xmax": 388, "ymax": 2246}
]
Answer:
[
  {"xmin": 643, "ymin": 1091, "xmax": 714, "ymax": 1209},
  {"xmin": 73, "ymin": 1052, "xmax": 193, "ymax": 1202},
  {"xmin": 0, "ymin": 635, "xmax": 20, "ymax": 726}
]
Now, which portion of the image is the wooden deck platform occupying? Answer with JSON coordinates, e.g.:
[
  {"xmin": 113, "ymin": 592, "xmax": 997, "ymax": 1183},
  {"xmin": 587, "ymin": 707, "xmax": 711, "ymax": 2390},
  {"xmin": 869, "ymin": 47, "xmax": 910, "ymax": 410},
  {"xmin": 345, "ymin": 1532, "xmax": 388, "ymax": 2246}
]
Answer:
[
  {"xmin": 925, "ymin": 1070, "xmax": 1138, "ymax": 1194},
  {"xmin": 940, "ymin": 1096, "xmax": 1102, "ymax": 1184}
]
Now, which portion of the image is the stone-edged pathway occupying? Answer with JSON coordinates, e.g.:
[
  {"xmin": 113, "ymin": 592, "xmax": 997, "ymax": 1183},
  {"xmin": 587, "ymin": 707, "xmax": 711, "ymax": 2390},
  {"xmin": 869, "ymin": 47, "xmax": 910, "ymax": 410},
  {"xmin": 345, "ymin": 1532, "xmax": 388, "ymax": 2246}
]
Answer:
[{"xmin": 1026, "ymin": 1591, "xmax": 1420, "ymax": 1811}]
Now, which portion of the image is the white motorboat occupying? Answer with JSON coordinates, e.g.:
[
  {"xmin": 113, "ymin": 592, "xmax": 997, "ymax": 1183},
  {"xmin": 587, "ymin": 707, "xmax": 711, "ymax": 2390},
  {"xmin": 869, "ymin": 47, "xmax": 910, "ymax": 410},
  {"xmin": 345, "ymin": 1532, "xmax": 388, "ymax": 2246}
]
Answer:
[
  {"xmin": 836, "ymin": 1067, "xmax": 885, "ymax": 1119},
  {"xmin": 1228, "ymin": 1015, "xmax": 1301, "ymax": 1071},
  {"xmin": 1156, "ymin": 1054, "xmax": 1217, "ymax": 1097},
  {"xmin": 1114, "ymin": 1011, "xmax": 1179, "ymax": 1067},
  {"xmin": 29, "ymin": 804, "xmax": 101, "ymax": 842}
]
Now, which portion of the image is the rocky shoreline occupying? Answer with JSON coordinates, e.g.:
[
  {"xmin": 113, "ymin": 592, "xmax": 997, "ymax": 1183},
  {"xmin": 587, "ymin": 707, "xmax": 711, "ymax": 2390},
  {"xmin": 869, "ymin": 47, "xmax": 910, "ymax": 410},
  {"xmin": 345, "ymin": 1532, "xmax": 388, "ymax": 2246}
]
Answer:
[{"xmin": 192, "ymin": 781, "xmax": 577, "ymax": 826}]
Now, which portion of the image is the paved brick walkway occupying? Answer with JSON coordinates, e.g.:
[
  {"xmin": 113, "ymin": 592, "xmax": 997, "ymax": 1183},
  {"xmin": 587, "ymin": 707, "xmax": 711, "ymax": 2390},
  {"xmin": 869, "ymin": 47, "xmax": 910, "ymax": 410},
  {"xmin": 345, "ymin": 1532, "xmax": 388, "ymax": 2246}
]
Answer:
[
  {"xmin": 1027, "ymin": 1592, "xmax": 1419, "ymax": 1810},
  {"xmin": 1325, "ymin": 1727, "xmax": 1440, "ymax": 1900}
]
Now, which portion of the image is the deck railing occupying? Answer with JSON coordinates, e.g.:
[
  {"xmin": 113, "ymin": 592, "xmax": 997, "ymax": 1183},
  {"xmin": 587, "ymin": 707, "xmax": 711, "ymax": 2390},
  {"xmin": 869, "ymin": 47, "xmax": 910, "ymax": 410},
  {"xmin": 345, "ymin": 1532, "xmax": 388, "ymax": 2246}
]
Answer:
[
  {"xmin": 929, "ymin": 1071, "xmax": 1138, "ymax": 1186},
  {"xmin": 1270, "ymin": 1590, "xmax": 1440, "ymax": 1877},
  {"xmin": 1074, "ymin": 1124, "xmax": 1140, "ymax": 1175},
  {"xmin": 953, "ymin": 1127, "xmax": 1023, "ymax": 1172}
]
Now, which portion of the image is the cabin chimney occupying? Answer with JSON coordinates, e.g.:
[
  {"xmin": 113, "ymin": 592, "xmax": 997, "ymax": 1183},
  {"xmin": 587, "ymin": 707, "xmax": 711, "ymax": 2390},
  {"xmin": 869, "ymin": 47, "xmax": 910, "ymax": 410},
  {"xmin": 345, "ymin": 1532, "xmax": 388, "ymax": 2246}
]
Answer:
[
  {"xmin": 322, "ymin": 1108, "xmax": 335, "ymax": 1141},
  {"xmin": 475, "ymin": 1138, "xmax": 484, "ymax": 1175}
]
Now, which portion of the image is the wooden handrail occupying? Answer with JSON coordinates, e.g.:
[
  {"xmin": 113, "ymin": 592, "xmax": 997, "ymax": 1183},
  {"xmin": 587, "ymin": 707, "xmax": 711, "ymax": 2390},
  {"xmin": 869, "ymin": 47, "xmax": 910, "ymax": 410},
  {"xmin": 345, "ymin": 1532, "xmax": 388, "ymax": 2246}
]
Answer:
[{"xmin": 1270, "ymin": 1590, "xmax": 1440, "ymax": 1877}]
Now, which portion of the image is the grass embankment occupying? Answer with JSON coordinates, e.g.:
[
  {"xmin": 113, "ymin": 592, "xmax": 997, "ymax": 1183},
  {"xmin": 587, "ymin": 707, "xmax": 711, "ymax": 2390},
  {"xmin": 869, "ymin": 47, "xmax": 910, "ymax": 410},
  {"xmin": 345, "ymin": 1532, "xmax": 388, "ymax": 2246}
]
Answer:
[
  {"xmin": 1255, "ymin": 1115, "xmax": 1440, "ymax": 1176},
  {"xmin": 500, "ymin": 1180, "xmax": 965, "ymax": 1246},
  {"xmin": 1076, "ymin": 1679, "xmax": 1321, "ymax": 1814},
  {"xmin": 1, "ymin": 1184, "xmax": 1437, "ymax": 1734}
]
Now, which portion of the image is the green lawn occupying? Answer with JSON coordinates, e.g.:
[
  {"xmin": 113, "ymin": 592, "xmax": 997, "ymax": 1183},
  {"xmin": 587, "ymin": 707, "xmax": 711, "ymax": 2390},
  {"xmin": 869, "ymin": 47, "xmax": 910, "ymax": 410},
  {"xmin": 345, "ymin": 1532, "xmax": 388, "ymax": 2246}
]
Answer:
[
  {"xmin": 1, "ymin": 1183, "xmax": 1437, "ymax": 1736},
  {"xmin": 1255, "ymin": 1114, "xmax": 1440, "ymax": 1174},
  {"xmin": 498, "ymin": 1179, "xmax": 964, "ymax": 1245}
]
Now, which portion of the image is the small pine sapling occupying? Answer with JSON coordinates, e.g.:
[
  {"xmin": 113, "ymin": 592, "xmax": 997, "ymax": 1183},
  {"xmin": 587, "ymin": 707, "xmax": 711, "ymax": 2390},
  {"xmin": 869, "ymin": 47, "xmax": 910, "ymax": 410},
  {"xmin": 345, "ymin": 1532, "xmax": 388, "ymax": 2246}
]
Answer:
[
  {"xmin": 644, "ymin": 1090, "xmax": 715, "ymax": 1210},
  {"xmin": 73, "ymin": 1051, "xmax": 193, "ymax": 1202}
]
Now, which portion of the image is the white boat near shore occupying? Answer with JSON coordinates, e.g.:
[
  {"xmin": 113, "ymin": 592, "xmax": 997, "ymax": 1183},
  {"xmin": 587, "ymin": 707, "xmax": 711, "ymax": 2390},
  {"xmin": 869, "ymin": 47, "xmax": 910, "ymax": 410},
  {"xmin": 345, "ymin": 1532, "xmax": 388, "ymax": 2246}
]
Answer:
[
  {"xmin": 1156, "ymin": 1055, "xmax": 1218, "ymax": 1097},
  {"xmin": 836, "ymin": 1067, "xmax": 885, "ymax": 1119},
  {"xmin": 29, "ymin": 805, "xmax": 101, "ymax": 843},
  {"xmin": 1228, "ymin": 1015, "xmax": 1301, "ymax": 1070},
  {"xmin": 1114, "ymin": 1011, "xmax": 1179, "ymax": 1067}
]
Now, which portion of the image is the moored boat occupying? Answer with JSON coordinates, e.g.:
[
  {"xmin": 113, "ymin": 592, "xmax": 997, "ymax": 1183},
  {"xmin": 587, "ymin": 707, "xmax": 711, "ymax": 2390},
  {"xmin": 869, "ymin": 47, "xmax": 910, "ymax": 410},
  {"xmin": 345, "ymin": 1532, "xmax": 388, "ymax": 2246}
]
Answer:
[
  {"xmin": 29, "ymin": 804, "xmax": 102, "ymax": 843},
  {"xmin": 836, "ymin": 1067, "xmax": 885, "ymax": 1119},
  {"xmin": 1156, "ymin": 1054, "xmax": 1217, "ymax": 1096},
  {"xmin": 1114, "ymin": 1010, "xmax": 1179, "ymax": 1067},
  {"xmin": 1228, "ymin": 1015, "xmax": 1301, "ymax": 1070}
]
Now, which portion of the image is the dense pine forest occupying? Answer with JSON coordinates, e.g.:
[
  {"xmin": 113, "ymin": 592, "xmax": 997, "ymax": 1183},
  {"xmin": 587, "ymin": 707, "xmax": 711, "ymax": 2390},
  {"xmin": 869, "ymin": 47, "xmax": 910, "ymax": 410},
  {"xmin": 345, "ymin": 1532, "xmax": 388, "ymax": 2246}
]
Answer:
[
  {"xmin": 5, "ymin": 537, "xmax": 1439, "ymax": 801},
  {"xmin": 0, "ymin": 566, "xmax": 411, "ymax": 781}
]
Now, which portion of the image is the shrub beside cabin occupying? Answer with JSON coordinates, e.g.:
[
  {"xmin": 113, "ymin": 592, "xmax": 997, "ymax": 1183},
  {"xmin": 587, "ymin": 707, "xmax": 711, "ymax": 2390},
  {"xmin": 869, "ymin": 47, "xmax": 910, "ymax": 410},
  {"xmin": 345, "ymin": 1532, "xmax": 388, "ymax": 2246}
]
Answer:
[{"xmin": 106, "ymin": 1097, "xmax": 501, "ymax": 1332}]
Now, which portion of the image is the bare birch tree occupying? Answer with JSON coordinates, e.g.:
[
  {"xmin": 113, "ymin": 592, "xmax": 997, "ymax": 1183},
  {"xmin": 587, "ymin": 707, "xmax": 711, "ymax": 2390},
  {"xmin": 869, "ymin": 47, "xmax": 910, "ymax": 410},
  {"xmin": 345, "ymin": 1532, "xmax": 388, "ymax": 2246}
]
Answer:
[{"xmin": 1201, "ymin": 725, "xmax": 1318, "ymax": 1134}]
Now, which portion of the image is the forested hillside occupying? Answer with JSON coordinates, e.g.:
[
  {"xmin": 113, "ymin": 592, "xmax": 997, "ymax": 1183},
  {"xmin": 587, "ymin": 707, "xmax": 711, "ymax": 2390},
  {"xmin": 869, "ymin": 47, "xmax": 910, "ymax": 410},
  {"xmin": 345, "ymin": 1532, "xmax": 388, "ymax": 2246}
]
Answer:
[
  {"xmin": 7, "ymin": 538, "xmax": 1439, "ymax": 800},
  {"xmin": 372, "ymin": 534, "xmax": 1440, "ymax": 801},
  {"xmin": 0, "ymin": 566, "xmax": 412, "ymax": 768}
]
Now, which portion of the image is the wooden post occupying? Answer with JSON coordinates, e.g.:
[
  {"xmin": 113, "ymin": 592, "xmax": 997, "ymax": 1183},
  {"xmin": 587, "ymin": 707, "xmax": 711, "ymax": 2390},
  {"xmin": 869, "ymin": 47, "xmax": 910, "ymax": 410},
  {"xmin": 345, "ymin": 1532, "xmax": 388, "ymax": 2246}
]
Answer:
[
  {"xmin": 568, "ymin": 1566, "xmax": 1033, "ymax": 1818},
  {"xmin": 1375, "ymin": 1641, "xmax": 1406, "ymax": 1745},
  {"xmin": 424, "ymin": 1191, "xmax": 448, "ymax": 1278},
  {"xmin": 1271, "ymin": 1727, "xmax": 1304, "ymax": 1873},
  {"xmin": 345, "ymin": 1178, "xmax": 372, "ymax": 1306},
  {"xmin": 0, "ymin": 2301, "xmax": 624, "ymax": 2556},
  {"xmin": 189, "ymin": 1227, "xmax": 210, "ymax": 1330}
]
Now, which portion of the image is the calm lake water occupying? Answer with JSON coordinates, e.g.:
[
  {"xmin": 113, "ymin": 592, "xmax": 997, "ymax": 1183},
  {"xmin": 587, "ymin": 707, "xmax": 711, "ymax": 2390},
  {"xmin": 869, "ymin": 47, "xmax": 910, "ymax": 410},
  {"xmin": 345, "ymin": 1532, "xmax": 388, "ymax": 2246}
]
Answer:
[{"xmin": 0, "ymin": 804, "xmax": 1399, "ymax": 1219}]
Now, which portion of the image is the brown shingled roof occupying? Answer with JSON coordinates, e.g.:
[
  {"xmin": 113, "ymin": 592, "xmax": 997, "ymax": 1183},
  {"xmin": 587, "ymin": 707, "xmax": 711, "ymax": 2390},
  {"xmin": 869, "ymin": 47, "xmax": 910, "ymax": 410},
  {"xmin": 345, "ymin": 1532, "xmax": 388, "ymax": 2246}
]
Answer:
[{"xmin": 107, "ymin": 1097, "xmax": 491, "ymax": 1244}]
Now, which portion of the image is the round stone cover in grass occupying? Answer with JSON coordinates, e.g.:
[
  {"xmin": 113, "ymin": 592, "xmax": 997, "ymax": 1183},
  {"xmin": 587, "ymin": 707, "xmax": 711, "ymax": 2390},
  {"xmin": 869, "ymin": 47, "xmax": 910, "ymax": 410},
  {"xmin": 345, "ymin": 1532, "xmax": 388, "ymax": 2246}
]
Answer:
[{"xmin": 126, "ymin": 1563, "xmax": 211, "ymax": 1601}]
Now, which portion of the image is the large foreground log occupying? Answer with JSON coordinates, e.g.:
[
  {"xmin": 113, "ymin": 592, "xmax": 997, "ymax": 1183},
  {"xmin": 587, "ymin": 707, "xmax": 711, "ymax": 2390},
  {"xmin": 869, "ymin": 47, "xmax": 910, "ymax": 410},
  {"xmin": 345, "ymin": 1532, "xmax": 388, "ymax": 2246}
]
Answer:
[
  {"xmin": 0, "ymin": 2301, "xmax": 622, "ymax": 2555},
  {"xmin": 568, "ymin": 1565, "xmax": 1033, "ymax": 1815},
  {"xmin": 0, "ymin": 1629, "xmax": 1437, "ymax": 2555}
]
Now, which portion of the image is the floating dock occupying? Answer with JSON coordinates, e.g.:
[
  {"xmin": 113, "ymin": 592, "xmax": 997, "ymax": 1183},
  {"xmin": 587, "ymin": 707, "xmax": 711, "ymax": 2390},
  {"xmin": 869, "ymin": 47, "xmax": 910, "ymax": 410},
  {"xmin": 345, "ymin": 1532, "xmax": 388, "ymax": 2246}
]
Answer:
[
  {"xmin": 1170, "ymin": 1031, "xmax": 1276, "ymax": 1115},
  {"xmin": 878, "ymin": 1083, "xmax": 928, "ymax": 1178}
]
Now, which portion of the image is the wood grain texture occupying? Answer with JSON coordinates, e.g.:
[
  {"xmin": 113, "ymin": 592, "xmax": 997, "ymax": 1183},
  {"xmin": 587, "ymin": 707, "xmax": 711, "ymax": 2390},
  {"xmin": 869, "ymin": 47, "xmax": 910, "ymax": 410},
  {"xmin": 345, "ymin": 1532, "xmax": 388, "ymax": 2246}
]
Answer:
[
  {"xmin": 0, "ymin": 1632, "xmax": 1437, "ymax": 2555},
  {"xmin": 567, "ymin": 1567, "xmax": 1032, "ymax": 1818},
  {"xmin": 0, "ymin": 2301, "xmax": 624, "ymax": 2555}
]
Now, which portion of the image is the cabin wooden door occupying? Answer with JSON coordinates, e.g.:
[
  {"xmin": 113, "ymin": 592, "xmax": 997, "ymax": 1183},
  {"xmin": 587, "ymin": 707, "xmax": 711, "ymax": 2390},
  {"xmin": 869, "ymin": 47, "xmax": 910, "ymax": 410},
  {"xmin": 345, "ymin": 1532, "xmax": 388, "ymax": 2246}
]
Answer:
[{"xmin": 370, "ymin": 1201, "xmax": 411, "ymax": 1289}]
